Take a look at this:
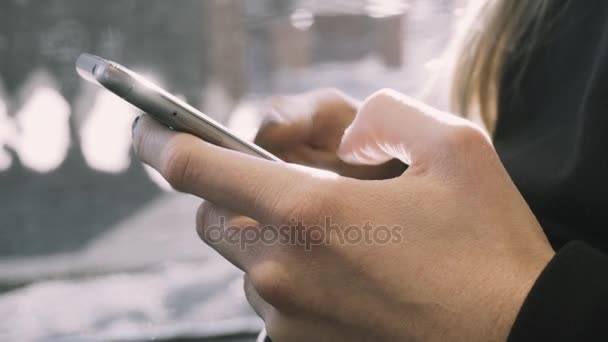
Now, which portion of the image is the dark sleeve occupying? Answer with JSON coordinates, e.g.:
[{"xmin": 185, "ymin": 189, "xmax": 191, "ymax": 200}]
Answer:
[{"xmin": 508, "ymin": 241, "xmax": 608, "ymax": 341}]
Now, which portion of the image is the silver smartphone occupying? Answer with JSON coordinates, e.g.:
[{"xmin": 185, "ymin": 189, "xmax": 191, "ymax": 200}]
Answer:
[{"xmin": 76, "ymin": 53, "xmax": 280, "ymax": 162}]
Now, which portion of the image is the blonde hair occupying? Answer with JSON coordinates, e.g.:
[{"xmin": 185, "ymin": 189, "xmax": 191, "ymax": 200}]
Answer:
[{"xmin": 451, "ymin": 0, "xmax": 552, "ymax": 135}]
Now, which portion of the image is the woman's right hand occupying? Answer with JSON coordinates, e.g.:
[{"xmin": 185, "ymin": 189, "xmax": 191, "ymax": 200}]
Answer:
[
  {"xmin": 254, "ymin": 88, "xmax": 406, "ymax": 180},
  {"xmin": 133, "ymin": 88, "xmax": 554, "ymax": 341}
]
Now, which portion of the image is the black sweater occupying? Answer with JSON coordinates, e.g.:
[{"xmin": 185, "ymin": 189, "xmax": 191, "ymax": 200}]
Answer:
[{"xmin": 495, "ymin": 1, "xmax": 608, "ymax": 340}]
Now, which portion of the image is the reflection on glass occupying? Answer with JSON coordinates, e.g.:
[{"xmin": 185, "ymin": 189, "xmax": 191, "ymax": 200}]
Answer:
[
  {"xmin": 0, "ymin": 94, "xmax": 14, "ymax": 171},
  {"xmin": 290, "ymin": 8, "xmax": 315, "ymax": 31},
  {"xmin": 0, "ymin": 0, "xmax": 461, "ymax": 340},
  {"xmin": 365, "ymin": 0, "xmax": 409, "ymax": 17},
  {"xmin": 12, "ymin": 83, "xmax": 70, "ymax": 173},
  {"xmin": 80, "ymin": 91, "xmax": 136, "ymax": 173}
]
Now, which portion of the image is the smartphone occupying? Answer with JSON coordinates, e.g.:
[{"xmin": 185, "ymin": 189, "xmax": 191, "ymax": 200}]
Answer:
[{"xmin": 76, "ymin": 53, "xmax": 280, "ymax": 162}]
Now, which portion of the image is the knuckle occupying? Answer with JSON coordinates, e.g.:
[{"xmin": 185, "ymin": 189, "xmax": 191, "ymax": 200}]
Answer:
[
  {"xmin": 366, "ymin": 88, "xmax": 399, "ymax": 107},
  {"xmin": 271, "ymin": 193, "xmax": 304, "ymax": 224},
  {"xmin": 160, "ymin": 134, "xmax": 196, "ymax": 191},
  {"xmin": 307, "ymin": 185, "xmax": 342, "ymax": 221},
  {"xmin": 195, "ymin": 202, "xmax": 214, "ymax": 242},
  {"xmin": 359, "ymin": 88, "xmax": 404, "ymax": 119},
  {"xmin": 443, "ymin": 124, "xmax": 491, "ymax": 152},
  {"xmin": 249, "ymin": 261, "xmax": 295, "ymax": 310},
  {"xmin": 273, "ymin": 180, "xmax": 343, "ymax": 225}
]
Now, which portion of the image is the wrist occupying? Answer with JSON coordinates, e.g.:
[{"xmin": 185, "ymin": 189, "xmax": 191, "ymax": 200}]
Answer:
[{"xmin": 491, "ymin": 248, "xmax": 555, "ymax": 341}]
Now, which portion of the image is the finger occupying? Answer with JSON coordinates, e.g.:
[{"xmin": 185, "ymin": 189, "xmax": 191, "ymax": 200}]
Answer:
[
  {"xmin": 132, "ymin": 115, "xmax": 341, "ymax": 225},
  {"xmin": 261, "ymin": 88, "xmax": 356, "ymax": 124},
  {"xmin": 256, "ymin": 89, "xmax": 359, "ymax": 151},
  {"xmin": 254, "ymin": 119, "xmax": 311, "ymax": 154},
  {"xmin": 244, "ymin": 274, "xmax": 271, "ymax": 320},
  {"xmin": 255, "ymin": 92, "xmax": 321, "ymax": 152},
  {"xmin": 337, "ymin": 89, "xmax": 491, "ymax": 168},
  {"xmin": 271, "ymin": 144, "xmax": 405, "ymax": 180},
  {"xmin": 196, "ymin": 201, "xmax": 265, "ymax": 271},
  {"xmin": 307, "ymin": 90, "xmax": 358, "ymax": 149}
]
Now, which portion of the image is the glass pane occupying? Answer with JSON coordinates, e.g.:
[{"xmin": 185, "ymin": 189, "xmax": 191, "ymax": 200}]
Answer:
[{"xmin": 0, "ymin": 0, "xmax": 464, "ymax": 340}]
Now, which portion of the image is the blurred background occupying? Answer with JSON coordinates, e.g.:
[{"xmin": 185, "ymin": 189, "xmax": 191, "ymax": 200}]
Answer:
[{"xmin": 0, "ymin": 0, "xmax": 465, "ymax": 340}]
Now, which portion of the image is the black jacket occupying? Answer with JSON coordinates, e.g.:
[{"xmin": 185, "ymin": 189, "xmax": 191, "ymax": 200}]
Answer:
[{"xmin": 496, "ymin": 1, "xmax": 608, "ymax": 340}]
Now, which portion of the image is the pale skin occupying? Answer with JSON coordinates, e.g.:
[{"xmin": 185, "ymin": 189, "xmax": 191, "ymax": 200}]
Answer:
[{"xmin": 132, "ymin": 88, "xmax": 555, "ymax": 341}]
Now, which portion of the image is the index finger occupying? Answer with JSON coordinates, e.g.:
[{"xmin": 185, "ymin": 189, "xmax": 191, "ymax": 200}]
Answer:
[{"xmin": 132, "ymin": 115, "xmax": 341, "ymax": 225}]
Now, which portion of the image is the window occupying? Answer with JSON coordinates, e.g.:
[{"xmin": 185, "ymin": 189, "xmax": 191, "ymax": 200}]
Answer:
[{"xmin": 0, "ymin": 0, "xmax": 464, "ymax": 340}]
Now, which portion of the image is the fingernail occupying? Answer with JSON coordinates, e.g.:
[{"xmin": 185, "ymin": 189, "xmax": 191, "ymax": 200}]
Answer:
[{"xmin": 132, "ymin": 116, "xmax": 140, "ymax": 135}]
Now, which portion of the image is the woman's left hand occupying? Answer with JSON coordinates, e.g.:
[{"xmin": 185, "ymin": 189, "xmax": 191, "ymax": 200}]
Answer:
[{"xmin": 132, "ymin": 89, "xmax": 554, "ymax": 341}]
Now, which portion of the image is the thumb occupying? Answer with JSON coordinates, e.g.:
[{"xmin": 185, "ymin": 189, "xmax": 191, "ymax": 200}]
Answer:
[{"xmin": 337, "ymin": 89, "xmax": 489, "ymax": 167}]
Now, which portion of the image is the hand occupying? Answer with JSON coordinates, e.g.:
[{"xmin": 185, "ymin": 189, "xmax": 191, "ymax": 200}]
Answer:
[
  {"xmin": 132, "ymin": 89, "xmax": 554, "ymax": 341},
  {"xmin": 255, "ymin": 88, "xmax": 405, "ymax": 180}
]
